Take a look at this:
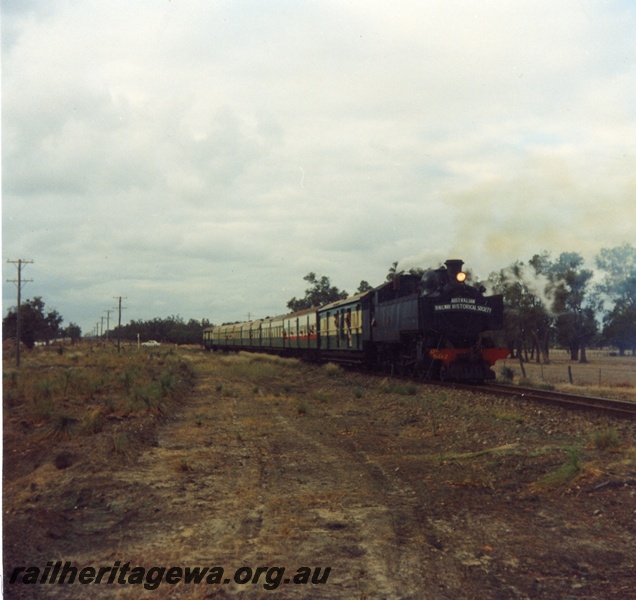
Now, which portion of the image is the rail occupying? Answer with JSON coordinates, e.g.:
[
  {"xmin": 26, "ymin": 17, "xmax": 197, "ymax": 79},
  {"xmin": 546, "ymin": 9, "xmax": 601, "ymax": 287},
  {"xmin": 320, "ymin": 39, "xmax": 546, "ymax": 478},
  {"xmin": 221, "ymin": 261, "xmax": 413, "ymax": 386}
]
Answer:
[{"xmin": 432, "ymin": 381, "xmax": 636, "ymax": 420}]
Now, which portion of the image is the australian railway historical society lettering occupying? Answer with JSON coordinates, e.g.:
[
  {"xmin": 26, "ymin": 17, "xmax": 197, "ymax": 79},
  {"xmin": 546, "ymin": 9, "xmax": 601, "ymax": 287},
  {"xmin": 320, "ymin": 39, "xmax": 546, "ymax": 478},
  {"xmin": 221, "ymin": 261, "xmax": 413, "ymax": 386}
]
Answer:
[{"xmin": 434, "ymin": 297, "xmax": 493, "ymax": 313}]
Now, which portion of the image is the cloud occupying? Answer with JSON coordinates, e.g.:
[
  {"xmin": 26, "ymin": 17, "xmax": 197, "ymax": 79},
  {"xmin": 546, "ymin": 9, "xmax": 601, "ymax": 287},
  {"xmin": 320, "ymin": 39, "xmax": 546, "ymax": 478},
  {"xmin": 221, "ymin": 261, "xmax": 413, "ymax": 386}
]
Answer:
[{"xmin": 2, "ymin": 0, "xmax": 635, "ymax": 332}]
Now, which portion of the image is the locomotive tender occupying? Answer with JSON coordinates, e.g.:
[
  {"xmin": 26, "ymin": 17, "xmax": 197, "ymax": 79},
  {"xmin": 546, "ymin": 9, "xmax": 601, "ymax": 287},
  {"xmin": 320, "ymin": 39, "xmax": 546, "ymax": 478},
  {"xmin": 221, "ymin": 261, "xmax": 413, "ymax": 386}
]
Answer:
[{"xmin": 203, "ymin": 259, "xmax": 509, "ymax": 381}]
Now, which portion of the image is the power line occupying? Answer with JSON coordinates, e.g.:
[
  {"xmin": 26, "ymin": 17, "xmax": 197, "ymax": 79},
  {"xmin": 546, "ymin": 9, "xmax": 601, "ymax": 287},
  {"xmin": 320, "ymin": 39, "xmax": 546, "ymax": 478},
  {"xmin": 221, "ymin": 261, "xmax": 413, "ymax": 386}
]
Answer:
[{"xmin": 6, "ymin": 259, "xmax": 33, "ymax": 367}]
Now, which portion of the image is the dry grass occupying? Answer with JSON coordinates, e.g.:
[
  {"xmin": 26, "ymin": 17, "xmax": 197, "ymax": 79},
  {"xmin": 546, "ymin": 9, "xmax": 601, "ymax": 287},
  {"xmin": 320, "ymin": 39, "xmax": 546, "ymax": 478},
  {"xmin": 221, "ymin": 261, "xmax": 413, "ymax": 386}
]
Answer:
[
  {"xmin": 497, "ymin": 349, "xmax": 636, "ymax": 401},
  {"xmin": 323, "ymin": 362, "xmax": 342, "ymax": 377},
  {"xmin": 590, "ymin": 428, "xmax": 622, "ymax": 451},
  {"xmin": 3, "ymin": 345, "xmax": 195, "ymax": 448}
]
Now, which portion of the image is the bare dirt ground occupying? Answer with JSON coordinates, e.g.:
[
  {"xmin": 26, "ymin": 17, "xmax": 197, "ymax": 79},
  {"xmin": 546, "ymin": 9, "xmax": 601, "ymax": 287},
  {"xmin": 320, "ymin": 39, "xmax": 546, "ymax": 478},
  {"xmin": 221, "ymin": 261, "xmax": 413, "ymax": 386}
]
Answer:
[{"xmin": 4, "ymin": 347, "xmax": 636, "ymax": 599}]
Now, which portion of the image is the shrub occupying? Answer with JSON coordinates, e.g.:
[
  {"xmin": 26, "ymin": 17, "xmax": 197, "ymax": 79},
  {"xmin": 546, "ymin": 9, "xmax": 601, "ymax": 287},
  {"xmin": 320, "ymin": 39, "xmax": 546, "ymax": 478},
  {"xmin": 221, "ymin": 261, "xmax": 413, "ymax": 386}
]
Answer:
[
  {"xmin": 592, "ymin": 428, "xmax": 621, "ymax": 451},
  {"xmin": 537, "ymin": 447, "xmax": 582, "ymax": 486},
  {"xmin": 324, "ymin": 363, "xmax": 341, "ymax": 377},
  {"xmin": 82, "ymin": 408, "xmax": 105, "ymax": 434},
  {"xmin": 518, "ymin": 377, "xmax": 535, "ymax": 388},
  {"xmin": 403, "ymin": 383, "xmax": 418, "ymax": 396},
  {"xmin": 4, "ymin": 369, "xmax": 19, "ymax": 388},
  {"xmin": 499, "ymin": 366, "xmax": 515, "ymax": 382},
  {"xmin": 112, "ymin": 431, "xmax": 132, "ymax": 458},
  {"xmin": 42, "ymin": 413, "xmax": 78, "ymax": 440},
  {"xmin": 121, "ymin": 370, "xmax": 138, "ymax": 393},
  {"xmin": 536, "ymin": 382, "xmax": 555, "ymax": 391},
  {"xmin": 379, "ymin": 379, "xmax": 417, "ymax": 396},
  {"xmin": 159, "ymin": 372, "xmax": 178, "ymax": 396},
  {"xmin": 134, "ymin": 383, "xmax": 164, "ymax": 412},
  {"xmin": 34, "ymin": 378, "xmax": 57, "ymax": 402}
]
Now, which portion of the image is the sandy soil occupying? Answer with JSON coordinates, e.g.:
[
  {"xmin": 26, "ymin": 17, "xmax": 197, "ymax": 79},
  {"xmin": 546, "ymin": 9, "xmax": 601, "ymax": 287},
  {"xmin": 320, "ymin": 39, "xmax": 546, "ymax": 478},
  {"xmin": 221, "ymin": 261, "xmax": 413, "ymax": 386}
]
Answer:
[{"xmin": 4, "ymin": 348, "xmax": 636, "ymax": 598}]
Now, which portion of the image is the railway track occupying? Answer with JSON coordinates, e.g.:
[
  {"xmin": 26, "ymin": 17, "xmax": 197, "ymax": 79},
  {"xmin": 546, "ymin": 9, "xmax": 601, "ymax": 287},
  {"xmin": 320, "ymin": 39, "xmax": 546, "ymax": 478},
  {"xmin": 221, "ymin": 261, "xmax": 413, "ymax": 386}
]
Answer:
[
  {"xmin": 348, "ymin": 362, "xmax": 636, "ymax": 420},
  {"xmin": 435, "ymin": 381, "xmax": 636, "ymax": 419}
]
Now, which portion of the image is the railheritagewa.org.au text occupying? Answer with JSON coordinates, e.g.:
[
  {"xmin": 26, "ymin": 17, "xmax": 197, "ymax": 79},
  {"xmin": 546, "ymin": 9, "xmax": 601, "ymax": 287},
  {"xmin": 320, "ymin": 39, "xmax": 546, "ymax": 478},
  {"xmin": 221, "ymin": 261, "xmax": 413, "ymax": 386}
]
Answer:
[{"xmin": 9, "ymin": 561, "xmax": 332, "ymax": 591}]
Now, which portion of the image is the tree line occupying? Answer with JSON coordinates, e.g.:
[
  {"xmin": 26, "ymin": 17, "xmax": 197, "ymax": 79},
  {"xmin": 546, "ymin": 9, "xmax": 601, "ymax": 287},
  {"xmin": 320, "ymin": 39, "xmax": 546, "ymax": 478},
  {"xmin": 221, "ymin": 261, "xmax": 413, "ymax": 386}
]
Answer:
[
  {"xmin": 3, "ymin": 244, "xmax": 635, "ymax": 358},
  {"xmin": 1, "ymin": 302, "xmax": 209, "ymax": 348},
  {"xmin": 111, "ymin": 316, "xmax": 211, "ymax": 345},
  {"xmin": 486, "ymin": 245, "xmax": 636, "ymax": 361}
]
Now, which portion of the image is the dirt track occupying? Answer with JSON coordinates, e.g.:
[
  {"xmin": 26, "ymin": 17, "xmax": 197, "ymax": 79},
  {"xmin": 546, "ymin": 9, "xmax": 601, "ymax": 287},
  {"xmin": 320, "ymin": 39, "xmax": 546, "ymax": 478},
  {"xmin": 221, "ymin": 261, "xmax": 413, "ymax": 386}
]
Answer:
[{"xmin": 4, "ymin": 350, "xmax": 636, "ymax": 598}]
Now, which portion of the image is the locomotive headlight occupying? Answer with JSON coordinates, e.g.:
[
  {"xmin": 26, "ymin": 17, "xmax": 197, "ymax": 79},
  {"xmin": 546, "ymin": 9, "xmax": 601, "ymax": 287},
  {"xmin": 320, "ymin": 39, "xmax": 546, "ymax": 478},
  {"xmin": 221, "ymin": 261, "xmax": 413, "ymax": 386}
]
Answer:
[{"xmin": 456, "ymin": 271, "xmax": 467, "ymax": 283}]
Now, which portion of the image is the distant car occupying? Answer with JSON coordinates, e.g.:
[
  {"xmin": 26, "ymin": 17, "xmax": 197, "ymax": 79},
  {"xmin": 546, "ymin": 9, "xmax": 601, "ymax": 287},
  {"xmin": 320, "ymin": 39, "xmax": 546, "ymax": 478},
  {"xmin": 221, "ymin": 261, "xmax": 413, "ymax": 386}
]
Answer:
[{"xmin": 141, "ymin": 340, "xmax": 161, "ymax": 347}]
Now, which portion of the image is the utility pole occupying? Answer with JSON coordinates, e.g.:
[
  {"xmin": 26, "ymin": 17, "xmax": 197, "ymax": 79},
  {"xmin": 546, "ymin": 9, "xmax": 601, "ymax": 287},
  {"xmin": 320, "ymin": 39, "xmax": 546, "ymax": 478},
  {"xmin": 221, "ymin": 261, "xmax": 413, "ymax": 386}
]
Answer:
[
  {"xmin": 113, "ymin": 296, "xmax": 126, "ymax": 353},
  {"xmin": 104, "ymin": 309, "xmax": 112, "ymax": 343},
  {"xmin": 6, "ymin": 259, "xmax": 33, "ymax": 367},
  {"xmin": 100, "ymin": 316, "xmax": 105, "ymax": 341}
]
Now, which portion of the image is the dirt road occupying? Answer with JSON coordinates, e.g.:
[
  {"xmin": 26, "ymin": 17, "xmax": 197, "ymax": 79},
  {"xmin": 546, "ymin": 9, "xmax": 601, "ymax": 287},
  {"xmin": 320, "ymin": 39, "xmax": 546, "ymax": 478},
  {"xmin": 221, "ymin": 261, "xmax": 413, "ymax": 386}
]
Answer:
[{"xmin": 4, "ymin": 350, "xmax": 636, "ymax": 598}]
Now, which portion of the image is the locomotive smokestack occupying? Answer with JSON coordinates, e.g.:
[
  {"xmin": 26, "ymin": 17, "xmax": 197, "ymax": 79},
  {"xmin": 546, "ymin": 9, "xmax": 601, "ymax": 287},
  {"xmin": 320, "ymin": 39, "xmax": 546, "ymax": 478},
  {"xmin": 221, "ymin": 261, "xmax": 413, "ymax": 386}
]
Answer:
[{"xmin": 445, "ymin": 259, "xmax": 464, "ymax": 281}]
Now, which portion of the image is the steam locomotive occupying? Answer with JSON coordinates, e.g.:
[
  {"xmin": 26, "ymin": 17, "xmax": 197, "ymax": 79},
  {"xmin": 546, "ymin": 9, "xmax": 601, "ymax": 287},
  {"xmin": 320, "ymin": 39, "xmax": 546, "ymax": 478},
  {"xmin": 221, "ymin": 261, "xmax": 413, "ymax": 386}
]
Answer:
[{"xmin": 203, "ymin": 259, "xmax": 509, "ymax": 381}]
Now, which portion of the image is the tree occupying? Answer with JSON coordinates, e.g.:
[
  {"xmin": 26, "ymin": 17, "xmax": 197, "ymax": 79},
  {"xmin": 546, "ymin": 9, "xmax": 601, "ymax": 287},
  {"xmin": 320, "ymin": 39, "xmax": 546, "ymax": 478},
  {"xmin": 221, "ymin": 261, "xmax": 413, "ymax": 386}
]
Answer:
[
  {"xmin": 595, "ymin": 243, "xmax": 636, "ymax": 303},
  {"xmin": 62, "ymin": 322, "xmax": 82, "ymax": 345},
  {"xmin": 2, "ymin": 296, "xmax": 63, "ymax": 348},
  {"xmin": 286, "ymin": 273, "xmax": 348, "ymax": 312},
  {"xmin": 596, "ymin": 243, "xmax": 636, "ymax": 355},
  {"xmin": 407, "ymin": 266, "xmax": 426, "ymax": 277},
  {"xmin": 487, "ymin": 261, "xmax": 553, "ymax": 363},
  {"xmin": 356, "ymin": 280, "xmax": 373, "ymax": 294},
  {"xmin": 603, "ymin": 301, "xmax": 636, "ymax": 355},
  {"xmin": 535, "ymin": 252, "xmax": 597, "ymax": 362},
  {"xmin": 386, "ymin": 261, "xmax": 402, "ymax": 282}
]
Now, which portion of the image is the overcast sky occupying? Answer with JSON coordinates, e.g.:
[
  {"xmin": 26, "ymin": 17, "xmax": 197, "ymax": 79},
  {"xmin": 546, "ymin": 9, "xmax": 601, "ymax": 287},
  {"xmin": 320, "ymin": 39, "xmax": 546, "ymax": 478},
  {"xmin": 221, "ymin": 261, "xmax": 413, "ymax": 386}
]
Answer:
[{"xmin": 3, "ymin": 0, "xmax": 635, "ymax": 334}]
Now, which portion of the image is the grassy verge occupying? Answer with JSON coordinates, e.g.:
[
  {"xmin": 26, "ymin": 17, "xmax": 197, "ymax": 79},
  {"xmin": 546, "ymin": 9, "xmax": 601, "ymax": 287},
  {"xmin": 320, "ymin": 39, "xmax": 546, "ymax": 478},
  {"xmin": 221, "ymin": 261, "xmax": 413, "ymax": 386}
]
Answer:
[{"xmin": 3, "ymin": 345, "xmax": 195, "ymax": 462}]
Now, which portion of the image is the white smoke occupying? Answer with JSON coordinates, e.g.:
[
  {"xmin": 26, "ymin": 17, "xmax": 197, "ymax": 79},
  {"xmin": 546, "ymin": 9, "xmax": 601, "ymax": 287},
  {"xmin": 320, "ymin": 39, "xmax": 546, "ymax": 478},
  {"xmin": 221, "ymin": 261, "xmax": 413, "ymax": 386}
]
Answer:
[{"xmin": 499, "ymin": 264, "xmax": 559, "ymax": 315}]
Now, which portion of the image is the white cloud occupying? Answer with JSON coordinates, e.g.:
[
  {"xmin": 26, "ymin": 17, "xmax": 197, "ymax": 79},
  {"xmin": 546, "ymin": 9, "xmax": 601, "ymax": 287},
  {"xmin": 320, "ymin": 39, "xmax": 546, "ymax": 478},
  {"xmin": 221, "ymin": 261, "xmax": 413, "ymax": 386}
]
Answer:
[{"xmin": 3, "ymin": 0, "xmax": 635, "ymax": 332}]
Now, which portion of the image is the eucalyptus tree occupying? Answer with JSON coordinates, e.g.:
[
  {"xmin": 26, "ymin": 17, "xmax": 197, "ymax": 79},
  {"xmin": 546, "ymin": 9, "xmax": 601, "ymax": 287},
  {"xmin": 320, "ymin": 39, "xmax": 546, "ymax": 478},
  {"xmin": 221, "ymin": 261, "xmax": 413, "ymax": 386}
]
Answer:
[
  {"xmin": 487, "ymin": 261, "xmax": 553, "ymax": 363},
  {"xmin": 2, "ymin": 296, "xmax": 63, "ymax": 348},
  {"xmin": 286, "ymin": 273, "xmax": 348, "ymax": 312},
  {"xmin": 596, "ymin": 243, "xmax": 636, "ymax": 355},
  {"xmin": 533, "ymin": 252, "xmax": 597, "ymax": 362}
]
